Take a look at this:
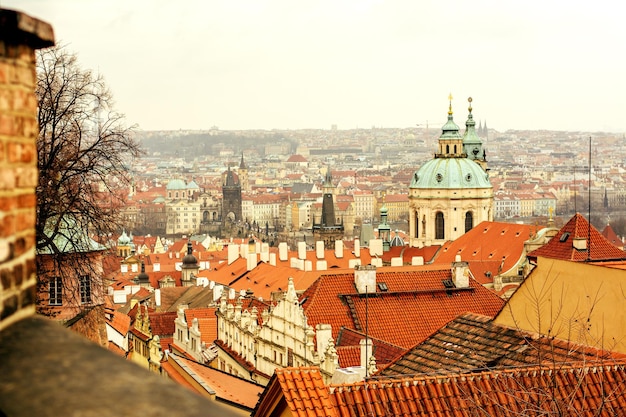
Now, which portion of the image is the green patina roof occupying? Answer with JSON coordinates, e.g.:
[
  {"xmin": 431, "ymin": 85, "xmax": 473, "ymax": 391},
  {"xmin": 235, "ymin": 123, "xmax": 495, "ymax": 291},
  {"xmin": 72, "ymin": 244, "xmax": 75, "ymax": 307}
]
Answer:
[
  {"xmin": 38, "ymin": 215, "xmax": 107, "ymax": 255},
  {"xmin": 410, "ymin": 157, "xmax": 491, "ymax": 189}
]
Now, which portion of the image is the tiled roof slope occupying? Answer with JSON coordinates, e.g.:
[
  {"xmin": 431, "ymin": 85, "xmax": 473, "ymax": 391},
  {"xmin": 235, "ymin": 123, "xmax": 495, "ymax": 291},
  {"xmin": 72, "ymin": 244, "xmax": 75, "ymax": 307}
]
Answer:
[
  {"xmin": 148, "ymin": 311, "xmax": 178, "ymax": 337},
  {"xmin": 379, "ymin": 313, "xmax": 626, "ymax": 377},
  {"xmin": 434, "ymin": 221, "xmax": 540, "ymax": 284},
  {"xmin": 166, "ymin": 353, "xmax": 264, "ymax": 410},
  {"xmin": 300, "ymin": 266, "xmax": 505, "ymax": 348},
  {"xmin": 528, "ymin": 213, "xmax": 626, "ymax": 261},
  {"xmin": 602, "ymin": 223, "xmax": 623, "ymax": 248},
  {"xmin": 329, "ymin": 362, "xmax": 626, "ymax": 417},
  {"xmin": 336, "ymin": 327, "xmax": 406, "ymax": 367},
  {"xmin": 253, "ymin": 367, "xmax": 338, "ymax": 417}
]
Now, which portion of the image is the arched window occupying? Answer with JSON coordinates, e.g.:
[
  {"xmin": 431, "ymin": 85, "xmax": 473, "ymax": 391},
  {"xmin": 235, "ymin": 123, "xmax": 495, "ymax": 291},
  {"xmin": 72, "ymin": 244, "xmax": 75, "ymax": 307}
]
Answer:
[
  {"xmin": 465, "ymin": 211, "xmax": 473, "ymax": 233},
  {"xmin": 435, "ymin": 212, "xmax": 444, "ymax": 239},
  {"xmin": 446, "ymin": 144, "xmax": 450, "ymax": 154},
  {"xmin": 415, "ymin": 212, "xmax": 419, "ymax": 237},
  {"xmin": 454, "ymin": 144, "xmax": 457, "ymax": 154}
]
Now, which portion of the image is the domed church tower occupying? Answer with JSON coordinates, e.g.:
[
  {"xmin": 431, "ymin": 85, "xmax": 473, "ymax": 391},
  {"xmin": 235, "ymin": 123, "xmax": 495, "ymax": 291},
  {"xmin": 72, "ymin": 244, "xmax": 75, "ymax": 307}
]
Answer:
[{"xmin": 408, "ymin": 95, "xmax": 493, "ymax": 247}]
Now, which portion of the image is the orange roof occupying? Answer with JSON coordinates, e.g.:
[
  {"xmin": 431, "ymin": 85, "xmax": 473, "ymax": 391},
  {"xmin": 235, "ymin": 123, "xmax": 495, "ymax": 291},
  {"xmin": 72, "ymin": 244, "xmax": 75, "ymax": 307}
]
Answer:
[
  {"xmin": 528, "ymin": 213, "xmax": 626, "ymax": 261},
  {"xmin": 107, "ymin": 310, "xmax": 131, "ymax": 335},
  {"xmin": 434, "ymin": 221, "xmax": 541, "ymax": 284},
  {"xmin": 300, "ymin": 266, "xmax": 505, "ymax": 348},
  {"xmin": 602, "ymin": 223, "xmax": 623, "ymax": 248},
  {"xmin": 379, "ymin": 312, "xmax": 626, "ymax": 378},
  {"xmin": 254, "ymin": 367, "xmax": 337, "ymax": 417},
  {"xmin": 168, "ymin": 353, "xmax": 265, "ymax": 410},
  {"xmin": 184, "ymin": 307, "xmax": 218, "ymax": 344},
  {"xmin": 327, "ymin": 362, "xmax": 626, "ymax": 416},
  {"xmin": 148, "ymin": 311, "xmax": 178, "ymax": 337}
]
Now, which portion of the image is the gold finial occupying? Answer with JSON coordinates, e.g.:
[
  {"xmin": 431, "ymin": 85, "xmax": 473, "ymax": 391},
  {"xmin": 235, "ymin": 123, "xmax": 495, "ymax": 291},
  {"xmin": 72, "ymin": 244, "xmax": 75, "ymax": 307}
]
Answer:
[
  {"xmin": 468, "ymin": 96, "xmax": 473, "ymax": 113},
  {"xmin": 448, "ymin": 93, "xmax": 453, "ymax": 115}
]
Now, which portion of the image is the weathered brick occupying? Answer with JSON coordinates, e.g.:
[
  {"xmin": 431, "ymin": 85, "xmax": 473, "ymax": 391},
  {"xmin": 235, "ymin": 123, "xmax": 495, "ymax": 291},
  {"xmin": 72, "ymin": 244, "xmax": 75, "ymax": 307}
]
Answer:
[
  {"xmin": 13, "ymin": 263, "xmax": 23, "ymax": 286},
  {"xmin": 0, "ymin": 195, "xmax": 17, "ymax": 211},
  {"xmin": 17, "ymin": 211, "xmax": 35, "ymax": 231},
  {"xmin": 13, "ymin": 237, "xmax": 26, "ymax": 257},
  {"xmin": 0, "ymin": 167, "xmax": 16, "ymax": 189},
  {"xmin": 1, "ymin": 214, "xmax": 16, "ymax": 237},
  {"xmin": 1, "ymin": 294, "xmax": 18, "ymax": 320},
  {"xmin": 15, "ymin": 166, "xmax": 38, "ymax": 188},
  {"xmin": 17, "ymin": 193, "xmax": 36, "ymax": 208},
  {"xmin": 0, "ymin": 114, "xmax": 14, "ymax": 135},
  {"xmin": 0, "ymin": 268, "xmax": 11, "ymax": 290},
  {"xmin": 8, "ymin": 141, "xmax": 36, "ymax": 163},
  {"xmin": 21, "ymin": 284, "xmax": 36, "ymax": 308}
]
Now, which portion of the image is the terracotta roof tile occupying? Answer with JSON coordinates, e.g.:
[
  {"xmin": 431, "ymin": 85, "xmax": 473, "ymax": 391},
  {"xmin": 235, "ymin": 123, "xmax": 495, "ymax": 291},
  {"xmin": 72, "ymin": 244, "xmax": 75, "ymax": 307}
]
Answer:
[
  {"xmin": 272, "ymin": 367, "xmax": 338, "ymax": 417},
  {"xmin": 328, "ymin": 362, "xmax": 626, "ymax": 416},
  {"xmin": 528, "ymin": 213, "xmax": 626, "ymax": 261},
  {"xmin": 148, "ymin": 311, "xmax": 178, "ymax": 337},
  {"xmin": 379, "ymin": 312, "xmax": 626, "ymax": 378},
  {"xmin": 434, "ymin": 221, "xmax": 541, "ymax": 283},
  {"xmin": 300, "ymin": 266, "xmax": 505, "ymax": 348},
  {"xmin": 167, "ymin": 353, "xmax": 265, "ymax": 410},
  {"xmin": 184, "ymin": 307, "xmax": 218, "ymax": 344}
]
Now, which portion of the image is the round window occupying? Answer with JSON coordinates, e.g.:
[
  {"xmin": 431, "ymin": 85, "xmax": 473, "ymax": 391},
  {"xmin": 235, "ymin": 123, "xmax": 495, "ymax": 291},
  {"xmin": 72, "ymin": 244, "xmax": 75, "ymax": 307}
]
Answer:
[
  {"xmin": 465, "ymin": 173, "xmax": 472, "ymax": 182},
  {"xmin": 435, "ymin": 173, "xmax": 443, "ymax": 182}
]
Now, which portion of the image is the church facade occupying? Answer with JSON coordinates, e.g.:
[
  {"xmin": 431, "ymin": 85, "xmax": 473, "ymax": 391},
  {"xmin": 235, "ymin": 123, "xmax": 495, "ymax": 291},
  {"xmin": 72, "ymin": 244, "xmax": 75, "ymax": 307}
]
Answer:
[{"xmin": 408, "ymin": 97, "xmax": 493, "ymax": 247}]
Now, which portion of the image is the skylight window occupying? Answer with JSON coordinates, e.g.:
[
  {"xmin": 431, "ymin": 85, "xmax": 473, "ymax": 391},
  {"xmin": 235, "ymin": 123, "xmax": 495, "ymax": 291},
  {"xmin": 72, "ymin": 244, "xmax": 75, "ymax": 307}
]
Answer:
[{"xmin": 560, "ymin": 232, "xmax": 570, "ymax": 243}]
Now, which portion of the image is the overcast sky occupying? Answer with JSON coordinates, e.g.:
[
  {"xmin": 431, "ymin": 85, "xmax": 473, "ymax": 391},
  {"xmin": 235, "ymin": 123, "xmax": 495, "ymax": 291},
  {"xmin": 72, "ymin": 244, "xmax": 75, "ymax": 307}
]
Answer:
[{"xmin": 5, "ymin": 1, "xmax": 625, "ymax": 132}]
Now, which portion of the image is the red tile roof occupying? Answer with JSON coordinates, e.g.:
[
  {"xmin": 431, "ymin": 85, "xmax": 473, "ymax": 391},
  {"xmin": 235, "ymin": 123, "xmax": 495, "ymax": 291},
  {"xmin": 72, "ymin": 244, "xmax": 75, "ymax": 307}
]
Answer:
[
  {"xmin": 602, "ymin": 223, "xmax": 623, "ymax": 248},
  {"xmin": 167, "ymin": 353, "xmax": 265, "ymax": 410},
  {"xmin": 329, "ymin": 362, "xmax": 626, "ymax": 416},
  {"xmin": 434, "ymin": 221, "xmax": 541, "ymax": 284},
  {"xmin": 253, "ymin": 367, "xmax": 338, "ymax": 417},
  {"xmin": 184, "ymin": 307, "xmax": 218, "ymax": 344},
  {"xmin": 148, "ymin": 311, "xmax": 178, "ymax": 337},
  {"xmin": 300, "ymin": 266, "xmax": 505, "ymax": 348},
  {"xmin": 379, "ymin": 312, "xmax": 626, "ymax": 378},
  {"xmin": 528, "ymin": 213, "xmax": 626, "ymax": 261}
]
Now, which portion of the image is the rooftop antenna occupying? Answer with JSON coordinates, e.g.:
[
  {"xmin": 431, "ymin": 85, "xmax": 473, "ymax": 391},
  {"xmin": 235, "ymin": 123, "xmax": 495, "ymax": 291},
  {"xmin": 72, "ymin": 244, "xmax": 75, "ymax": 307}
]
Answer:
[{"xmin": 587, "ymin": 136, "xmax": 591, "ymax": 262}]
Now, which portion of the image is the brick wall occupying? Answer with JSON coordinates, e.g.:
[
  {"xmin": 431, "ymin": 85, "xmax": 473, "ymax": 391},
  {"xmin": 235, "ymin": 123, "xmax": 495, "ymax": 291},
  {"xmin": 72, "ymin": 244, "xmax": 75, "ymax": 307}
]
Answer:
[{"xmin": 0, "ymin": 9, "xmax": 54, "ymax": 331}]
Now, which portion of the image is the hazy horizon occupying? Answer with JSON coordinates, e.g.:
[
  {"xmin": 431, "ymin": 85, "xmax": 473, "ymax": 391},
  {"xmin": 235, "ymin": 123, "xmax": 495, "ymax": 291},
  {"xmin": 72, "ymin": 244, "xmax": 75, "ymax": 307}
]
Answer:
[{"xmin": 5, "ymin": 1, "xmax": 626, "ymax": 133}]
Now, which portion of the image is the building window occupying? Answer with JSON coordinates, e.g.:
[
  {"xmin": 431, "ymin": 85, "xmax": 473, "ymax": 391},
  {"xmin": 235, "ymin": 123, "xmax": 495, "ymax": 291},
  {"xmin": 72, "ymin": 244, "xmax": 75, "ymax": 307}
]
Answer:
[
  {"xmin": 465, "ymin": 211, "xmax": 473, "ymax": 233},
  {"xmin": 49, "ymin": 277, "xmax": 62, "ymax": 305},
  {"xmin": 80, "ymin": 275, "xmax": 91, "ymax": 304},
  {"xmin": 435, "ymin": 212, "xmax": 445, "ymax": 240}
]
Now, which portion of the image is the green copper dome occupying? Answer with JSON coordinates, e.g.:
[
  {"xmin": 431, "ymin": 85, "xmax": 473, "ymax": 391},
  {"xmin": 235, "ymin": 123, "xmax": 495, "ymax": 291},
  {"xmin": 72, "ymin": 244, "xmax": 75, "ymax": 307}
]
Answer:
[{"xmin": 410, "ymin": 156, "xmax": 491, "ymax": 189}]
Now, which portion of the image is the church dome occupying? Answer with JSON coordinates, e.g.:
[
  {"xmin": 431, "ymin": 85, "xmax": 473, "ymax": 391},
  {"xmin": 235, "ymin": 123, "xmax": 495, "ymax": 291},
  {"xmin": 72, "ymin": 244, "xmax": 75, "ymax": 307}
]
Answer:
[
  {"xmin": 118, "ymin": 230, "xmax": 131, "ymax": 245},
  {"xmin": 182, "ymin": 241, "xmax": 198, "ymax": 266},
  {"xmin": 166, "ymin": 179, "xmax": 187, "ymax": 190},
  {"xmin": 410, "ymin": 158, "xmax": 491, "ymax": 189}
]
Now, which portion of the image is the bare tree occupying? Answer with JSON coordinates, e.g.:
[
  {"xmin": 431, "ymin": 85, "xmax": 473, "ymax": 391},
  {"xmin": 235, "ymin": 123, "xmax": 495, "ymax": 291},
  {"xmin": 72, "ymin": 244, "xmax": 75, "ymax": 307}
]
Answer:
[{"xmin": 35, "ymin": 45, "xmax": 141, "ymax": 320}]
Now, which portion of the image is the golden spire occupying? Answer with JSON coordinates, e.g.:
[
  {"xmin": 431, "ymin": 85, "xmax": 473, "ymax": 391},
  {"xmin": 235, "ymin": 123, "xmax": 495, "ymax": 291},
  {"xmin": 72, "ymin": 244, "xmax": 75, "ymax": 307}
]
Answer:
[
  {"xmin": 468, "ymin": 96, "xmax": 473, "ymax": 113},
  {"xmin": 448, "ymin": 93, "xmax": 453, "ymax": 115}
]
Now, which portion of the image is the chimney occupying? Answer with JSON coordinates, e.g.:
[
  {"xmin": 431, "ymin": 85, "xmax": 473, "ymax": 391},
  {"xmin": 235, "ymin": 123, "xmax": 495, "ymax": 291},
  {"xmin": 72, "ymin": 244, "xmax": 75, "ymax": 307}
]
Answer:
[
  {"xmin": 573, "ymin": 237, "xmax": 587, "ymax": 251},
  {"xmin": 278, "ymin": 242, "xmax": 288, "ymax": 261},
  {"xmin": 354, "ymin": 265, "xmax": 376, "ymax": 294},
  {"xmin": 316, "ymin": 260, "xmax": 327, "ymax": 271},
  {"xmin": 360, "ymin": 338, "xmax": 373, "ymax": 371},
  {"xmin": 298, "ymin": 241, "xmax": 306, "ymax": 260},
  {"xmin": 316, "ymin": 324, "xmax": 333, "ymax": 357},
  {"xmin": 228, "ymin": 244, "xmax": 238, "ymax": 265},
  {"xmin": 390, "ymin": 257, "xmax": 403, "ymax": 266},
  {"xmin": 153, "ymin": 263, "xmax": 160, "ymax": 272},
  {"xmin": 269, "ymin": 253, "xmax": 277, "ymax": 266},
  {"xmin": 354, "ymin": 238, "xmax": 360, "ymax": 257},
  {"xmin": 369, "ymin": 239, "xmax": 383, "ymax": 257},
  {"xmin": 304, "ymin": 260, "xmax": 312, "ymax": 271},
  {"xmin": 411, "ymin": 256, "xmax": 424, "ymax": 266},
  {"xmin": 240, "ymin": 243, "xmax": 249, "ymax": 259},
  {"xmin": 452, "ymin": 254, "xmax": 470, "ymax": 288},
  {"xmin": 247, "ymin": 253, "xmax": 257, "ymax": 271},
  {"xmin": 155, "ymin": 289, "xmax": 161, "ymax": 307},
  {"xmin": 228, "ymin": 288, "xmax": 236, "ymax": 299},
  {"xmin": 121, "ymin": 264, "xmax": 128, "ymax": 273},
  {"xmin": 335, "ymin": 240, "xmax": 344, "ymax": 258},
  {"xmin": 315, "ymin": 241, "xmax": 324, "ymax": 259},
  {"xmin": 131, "ymin": 263, "xmax": 138, "ymax": 273},
  {"xmin": 213, "ymin": 284, "xmax": 224, "ymax": 302}
]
